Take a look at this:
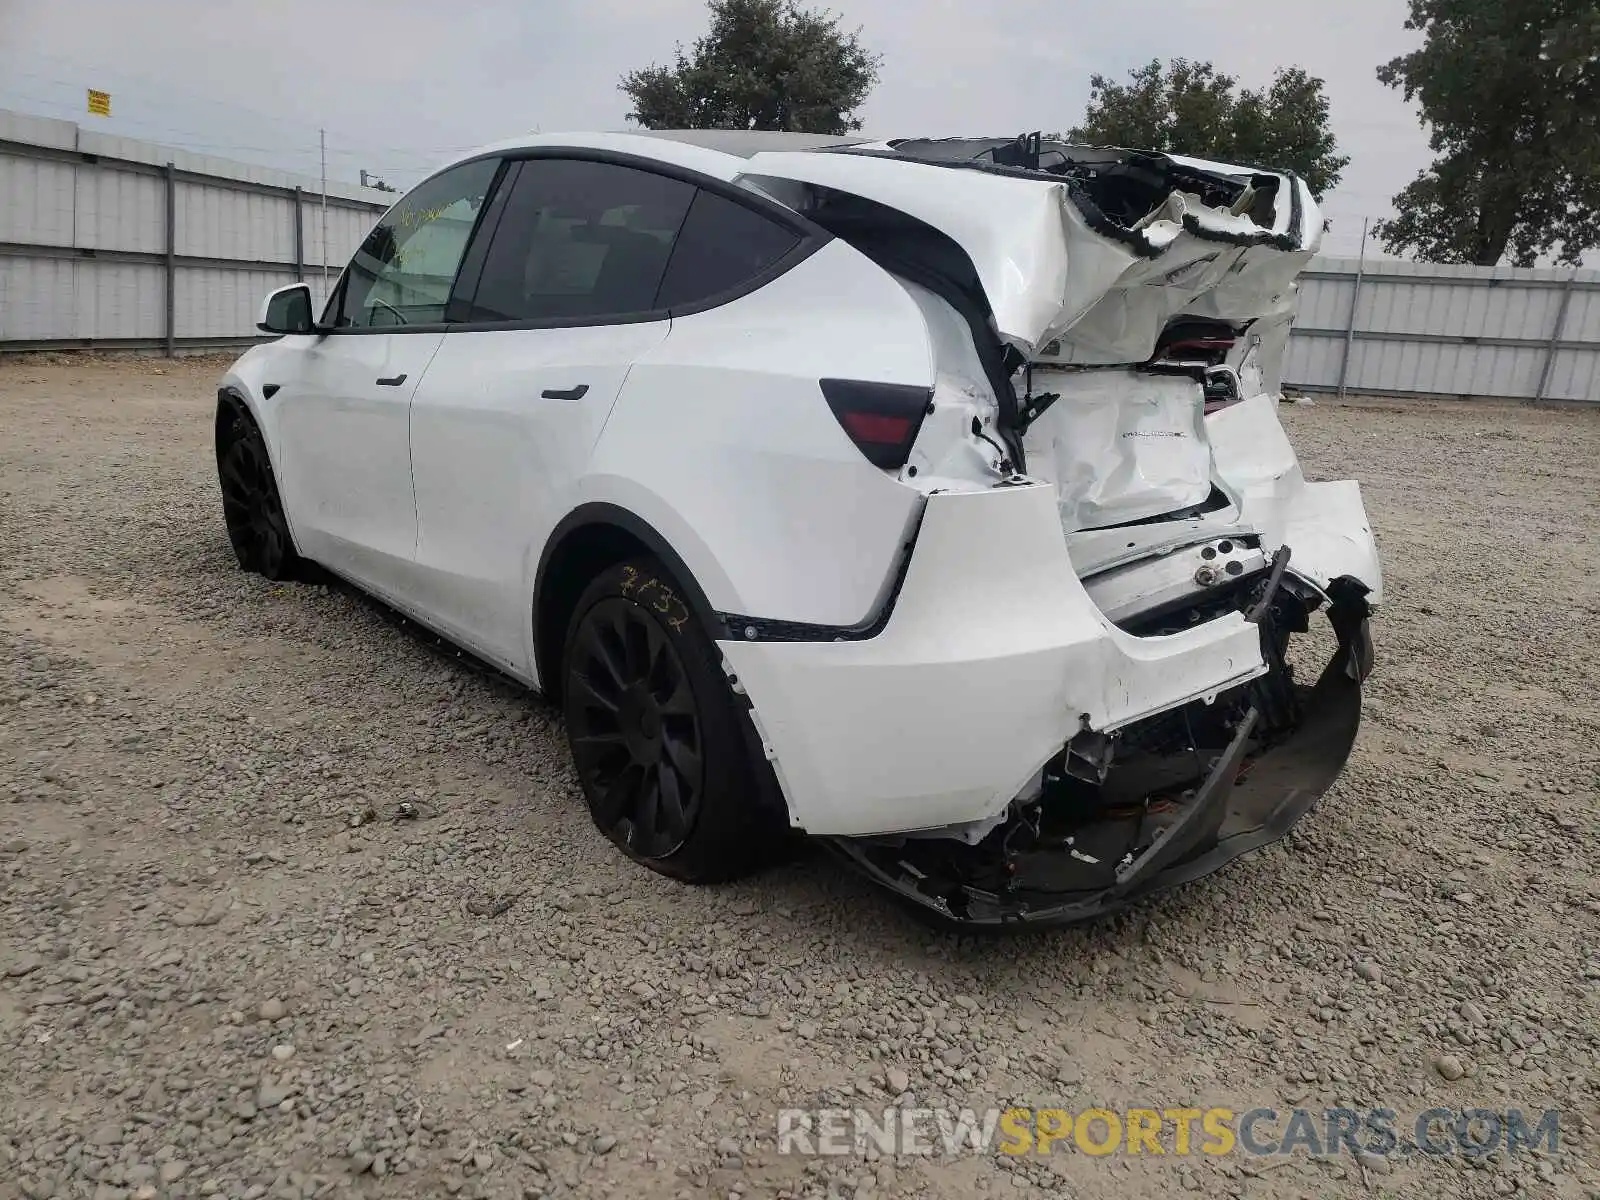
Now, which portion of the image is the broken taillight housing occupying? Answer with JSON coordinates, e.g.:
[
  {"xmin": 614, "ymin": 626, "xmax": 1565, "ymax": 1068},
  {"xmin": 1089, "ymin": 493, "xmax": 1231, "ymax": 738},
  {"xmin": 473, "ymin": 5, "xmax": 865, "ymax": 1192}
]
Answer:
[
  {"xmin": 1150, "ymin": 322, "xmax": 1243, "ymax": 415},
  {"xmin": 819, "ymin": 379, "xmax": 932, "ymax": 470}
]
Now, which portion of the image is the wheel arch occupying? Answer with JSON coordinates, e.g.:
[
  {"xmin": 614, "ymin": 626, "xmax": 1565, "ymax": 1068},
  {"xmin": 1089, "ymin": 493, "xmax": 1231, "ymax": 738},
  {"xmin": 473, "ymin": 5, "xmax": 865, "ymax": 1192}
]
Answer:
[
  {"xmin": 215, "ymin": 385, "xmax": 257, "ymax": 456},
  {"xmin": 215, "ymin": 384, "xmax": 286, "ymax": 479},
  {"xmin": 532, "ymin": 503, "xmax": 726, "ymax": 700},
  {"xmin": 216, "ymin": 382, "xmax": 306, "ymax": 562}
]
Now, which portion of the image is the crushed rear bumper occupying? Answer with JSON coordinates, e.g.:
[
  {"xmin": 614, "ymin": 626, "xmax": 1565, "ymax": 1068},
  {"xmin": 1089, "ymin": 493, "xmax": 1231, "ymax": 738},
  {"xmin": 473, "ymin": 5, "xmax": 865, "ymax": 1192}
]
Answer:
[{"xmin": 831, "ymin": 611, "xmax": 1369, "ymax": 928}]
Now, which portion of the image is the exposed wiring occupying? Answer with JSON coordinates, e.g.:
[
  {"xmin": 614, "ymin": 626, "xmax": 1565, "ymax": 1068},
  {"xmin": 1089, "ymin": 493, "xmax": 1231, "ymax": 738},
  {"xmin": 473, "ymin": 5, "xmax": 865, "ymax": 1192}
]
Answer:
[{"xmin": 969, "ymin": 416, "xmax": 1012, "ymax": 474}]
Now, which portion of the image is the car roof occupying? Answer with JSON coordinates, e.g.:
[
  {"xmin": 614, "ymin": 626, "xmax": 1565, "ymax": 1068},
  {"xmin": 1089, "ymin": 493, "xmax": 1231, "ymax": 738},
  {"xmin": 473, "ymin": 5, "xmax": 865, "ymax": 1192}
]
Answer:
[
  {"xmin": 453, "ymin": 129, "xmax": 873, "ymax": 183},
  {"xmin": 441, "ymin": 131, "xmax": 1268, "ymax": 194},
  {"xmin": 628, "ymin": 129, "xmax": 873, "ymax": 156}
]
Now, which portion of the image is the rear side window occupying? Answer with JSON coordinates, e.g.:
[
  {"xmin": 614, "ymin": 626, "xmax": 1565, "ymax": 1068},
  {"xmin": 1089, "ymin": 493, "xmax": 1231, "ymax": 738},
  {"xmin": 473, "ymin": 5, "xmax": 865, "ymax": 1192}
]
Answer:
[
  {"xmin": 656, "ymin": 190, "xmax": 801, "ymax": 309},
  {"xmin": 469, "ymin": 159, "xmax": 694, "ymax": 322}
]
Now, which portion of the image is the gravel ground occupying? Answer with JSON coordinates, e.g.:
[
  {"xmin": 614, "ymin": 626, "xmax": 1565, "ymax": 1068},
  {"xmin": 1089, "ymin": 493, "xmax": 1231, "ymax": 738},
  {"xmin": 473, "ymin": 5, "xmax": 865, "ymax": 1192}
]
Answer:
[{"xmin": 1, "ymin": 355, "xmax": 1597, "ymax": 1200}]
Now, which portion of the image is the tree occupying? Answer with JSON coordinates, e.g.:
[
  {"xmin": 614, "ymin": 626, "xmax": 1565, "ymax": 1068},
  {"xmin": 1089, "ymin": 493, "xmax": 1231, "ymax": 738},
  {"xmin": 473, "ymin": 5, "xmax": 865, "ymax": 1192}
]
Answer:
[
  {"xmin": 1375, "ymin": 0, "xmax": 1600, "ymax": 267},
  {"xmin": 1068, "ymin": 59, "xmax": 1349, "ymax": 198},
  {"xmin": 619, "ymin": 0, "xmax": 881, "ymax": 135}
]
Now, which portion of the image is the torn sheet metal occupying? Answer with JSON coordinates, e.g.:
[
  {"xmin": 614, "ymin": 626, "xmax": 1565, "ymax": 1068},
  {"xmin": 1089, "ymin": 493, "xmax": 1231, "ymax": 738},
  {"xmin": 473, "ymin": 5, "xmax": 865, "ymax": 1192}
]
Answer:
[
  {"xmin": 738, "ymin": 142, "xmax": 1321, "ymax": 365},
  {"xmin": 741, "ymin": 149, "xmax": 1120, "ymax": 359},
  {"xmin": 1020, "ymin": 368, "xmax": 1215, "ymax": 530}
]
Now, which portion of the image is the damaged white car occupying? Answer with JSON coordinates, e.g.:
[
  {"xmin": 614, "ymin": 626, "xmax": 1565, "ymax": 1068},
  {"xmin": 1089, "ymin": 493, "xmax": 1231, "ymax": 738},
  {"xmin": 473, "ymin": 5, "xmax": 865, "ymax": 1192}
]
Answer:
[{"xmin": 219, "ymin": 129, "xmax": 1380, "ymax": 927}]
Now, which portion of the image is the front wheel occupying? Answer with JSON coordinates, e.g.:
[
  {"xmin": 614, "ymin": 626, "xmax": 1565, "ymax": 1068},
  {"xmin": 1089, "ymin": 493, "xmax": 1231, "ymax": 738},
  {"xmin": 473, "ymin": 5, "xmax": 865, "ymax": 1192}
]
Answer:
[
  {"xmin": 561, "ymin": 556, "xmax": 776, "ymax": 883},
  {"xmin": 217, "ymin": 401, "xmax": 302, "ymax": 581}
]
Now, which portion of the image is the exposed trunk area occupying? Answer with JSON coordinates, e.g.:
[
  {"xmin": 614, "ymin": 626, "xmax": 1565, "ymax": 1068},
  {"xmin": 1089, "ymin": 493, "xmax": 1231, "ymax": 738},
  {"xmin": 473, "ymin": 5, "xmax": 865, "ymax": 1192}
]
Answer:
[{"xmin": 1019, "ymin": 368, "xmax": 1217, "ymax": 531}]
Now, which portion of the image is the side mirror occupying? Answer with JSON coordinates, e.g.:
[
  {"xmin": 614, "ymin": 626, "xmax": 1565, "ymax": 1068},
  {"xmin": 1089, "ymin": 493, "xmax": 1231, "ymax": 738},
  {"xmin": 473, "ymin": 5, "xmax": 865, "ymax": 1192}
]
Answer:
[{"xmin": 257, "ymin": 283, "xmax": 316, "ymax": 335}]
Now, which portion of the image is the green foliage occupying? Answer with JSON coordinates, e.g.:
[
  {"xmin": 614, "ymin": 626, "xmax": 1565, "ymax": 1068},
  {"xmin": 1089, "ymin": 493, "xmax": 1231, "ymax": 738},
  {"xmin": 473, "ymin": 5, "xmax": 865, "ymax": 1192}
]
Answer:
[
  {"xmin": 619, "ymin": 0, "xmax": 881, "ymax": 135},
  {"xmin": 1068, "ymin": 59, "xmax": 1349, "ymax": 198},
  {"xmin": 1375, "ymin": 0, "xmax": 1600, "ymax": 266}
]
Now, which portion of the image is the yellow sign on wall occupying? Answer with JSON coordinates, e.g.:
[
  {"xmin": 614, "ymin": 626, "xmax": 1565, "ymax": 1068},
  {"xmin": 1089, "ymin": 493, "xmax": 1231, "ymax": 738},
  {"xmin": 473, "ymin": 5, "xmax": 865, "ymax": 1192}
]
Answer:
[{"xmin": 86, "ymin": 89, "xmax": 111, "ymax": 117}]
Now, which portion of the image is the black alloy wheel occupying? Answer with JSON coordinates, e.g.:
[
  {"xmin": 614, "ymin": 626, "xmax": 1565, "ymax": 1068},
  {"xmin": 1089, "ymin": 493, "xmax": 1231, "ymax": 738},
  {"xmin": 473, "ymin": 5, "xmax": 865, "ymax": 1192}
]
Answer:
[
  {"xmin": 560, "ymin": 555, "xmax": 777, "ymax": 882},
  {"xmin": 218, "ymin": 406, "xmax": 300, "ymax": 581},
  {"xmin": 566, "ymin": 594, "xmax": 705, "ymax": 859}
]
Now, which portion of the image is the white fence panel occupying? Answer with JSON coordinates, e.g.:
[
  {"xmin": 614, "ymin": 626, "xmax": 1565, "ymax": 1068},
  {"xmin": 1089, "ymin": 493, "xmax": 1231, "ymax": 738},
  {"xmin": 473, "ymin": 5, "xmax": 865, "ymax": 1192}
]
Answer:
[
  {"xmin": 0, "ymin": 151, "xmax": 76, "ymax": 244},
  {"xmin": 1282, "ymin": 257, "xmax": 1597, "ymax": 402},
  {"xmin": 77, "ymin": 261, "xmax": 165, "ymax": 340},
  {"xmin": 0, "ymin": 107, "xmax": 389, "ymax": 351},
  {"xmin": 176, "ymin": 267, "xmax": 300, "ymax": 339},
  {"xmin": 302, "ymin": 200, "xmax": 380, "ymax": 272},
  {"xmin": 175, "ymin": 182, "xmax": 297, "ymax": 263},
  {"xmin": 0, "ymin": 256, "xmax": 75, "ymax": 339},
  {"xmin": 75, "ymin": 165, "xmax": 165, "ymax": 254},
  {"xmin": 0, "ymin": 106, "xmax": 1596, "ymax": 401}
]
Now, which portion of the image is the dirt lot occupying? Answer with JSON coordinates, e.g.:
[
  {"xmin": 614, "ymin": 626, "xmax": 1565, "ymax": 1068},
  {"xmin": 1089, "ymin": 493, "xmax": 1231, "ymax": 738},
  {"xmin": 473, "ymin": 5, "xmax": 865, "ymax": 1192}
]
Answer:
[{"xmin": 1, "ymin": 355, "xmax": 1597, "ymax": 1200}]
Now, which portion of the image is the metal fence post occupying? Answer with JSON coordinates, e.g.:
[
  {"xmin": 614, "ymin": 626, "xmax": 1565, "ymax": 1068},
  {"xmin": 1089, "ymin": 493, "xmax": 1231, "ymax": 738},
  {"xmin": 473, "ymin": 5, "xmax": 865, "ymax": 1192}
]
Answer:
[
  {"xmin": 163, "ymin": 162, "xmax": 176, "ymax": 357},
  {"xmin": 1534, "ymin": 271, "xmax": 1578, "ymax": 402},
  {"xmin": 293, "ymin": 186, "xmax": 305, "ymax": 282},
  {"xmin": 1335, "ymin": 217, "xmax": 1369, "ymax": 398}
]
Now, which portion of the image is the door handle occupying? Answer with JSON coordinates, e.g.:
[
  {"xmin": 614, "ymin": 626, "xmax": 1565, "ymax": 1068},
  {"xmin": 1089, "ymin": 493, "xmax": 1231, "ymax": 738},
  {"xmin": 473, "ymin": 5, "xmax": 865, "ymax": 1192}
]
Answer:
[
  {"xmin": 375, "ymin": 373, "xmax": 408, "ymax": 387},
  {"xmin": 540, "ymin": 384, "xmax": 589, "ymax": 401}
]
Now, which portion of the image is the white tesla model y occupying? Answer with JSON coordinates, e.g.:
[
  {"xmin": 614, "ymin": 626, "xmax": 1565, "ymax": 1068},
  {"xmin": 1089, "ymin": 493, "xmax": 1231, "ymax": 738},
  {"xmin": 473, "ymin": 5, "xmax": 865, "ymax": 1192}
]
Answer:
[{"xmin": 217, "ymin": 129, "xmax": 1381, "ymax": 927}]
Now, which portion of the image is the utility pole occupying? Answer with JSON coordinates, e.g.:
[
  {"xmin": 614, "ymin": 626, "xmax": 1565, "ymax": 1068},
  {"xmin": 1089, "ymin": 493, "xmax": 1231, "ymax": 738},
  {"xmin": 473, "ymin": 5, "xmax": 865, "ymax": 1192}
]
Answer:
[
  {"xmin": 320, "ymin": 128, "xmax": 329, "ymax": 292},
  {"xmin": 1336, "ymin": 217, "xmax": 1369, "ymax": 399}
]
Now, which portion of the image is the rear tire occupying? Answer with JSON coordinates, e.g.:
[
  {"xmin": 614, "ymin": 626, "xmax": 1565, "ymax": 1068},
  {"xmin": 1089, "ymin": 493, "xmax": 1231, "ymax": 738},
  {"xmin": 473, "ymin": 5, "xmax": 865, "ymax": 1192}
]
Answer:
[
  {"xmin": 561, "ymin": 556, "xmax": 776, "ymax": 883},
  {"xmin": 217, "ymin": 402, "xmax": 302, "ymax": 581}
]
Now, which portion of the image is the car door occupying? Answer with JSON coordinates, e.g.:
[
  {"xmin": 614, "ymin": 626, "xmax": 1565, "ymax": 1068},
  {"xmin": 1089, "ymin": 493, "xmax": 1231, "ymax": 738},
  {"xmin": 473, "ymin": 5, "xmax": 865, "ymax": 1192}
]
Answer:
[
  {"xmin": 271, "ymin": 156, "xmax": 501, "ymax": 596},
  {"xmin": 407, "ymin": 157, "xmax": 706, "ymax": 676}
]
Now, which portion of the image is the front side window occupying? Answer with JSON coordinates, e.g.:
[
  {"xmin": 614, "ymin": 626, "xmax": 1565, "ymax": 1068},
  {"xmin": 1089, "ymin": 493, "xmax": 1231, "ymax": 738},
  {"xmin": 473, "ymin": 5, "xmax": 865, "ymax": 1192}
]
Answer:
[
  {"xmin": 336, "ymin": 158, "xmax": 499, "ymax": 328},
  {"xmin": 468, "ymin": 159, "xmax": 695, "ymax": 323}
]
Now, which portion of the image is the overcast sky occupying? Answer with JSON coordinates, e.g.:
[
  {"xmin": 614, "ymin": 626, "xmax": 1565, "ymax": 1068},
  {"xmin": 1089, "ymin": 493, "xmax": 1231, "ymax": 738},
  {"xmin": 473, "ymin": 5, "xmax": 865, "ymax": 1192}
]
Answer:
[{"xmin": 0, "ymin": 0, "xmax": 1432, "ymax": 256}]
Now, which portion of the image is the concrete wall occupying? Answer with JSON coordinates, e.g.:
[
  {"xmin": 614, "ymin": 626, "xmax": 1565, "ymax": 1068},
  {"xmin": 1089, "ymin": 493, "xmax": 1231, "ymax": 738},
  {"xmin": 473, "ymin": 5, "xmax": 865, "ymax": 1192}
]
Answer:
[{"xmin": 0, "ymin": 107, "xmax": 389, "ymax": 351}]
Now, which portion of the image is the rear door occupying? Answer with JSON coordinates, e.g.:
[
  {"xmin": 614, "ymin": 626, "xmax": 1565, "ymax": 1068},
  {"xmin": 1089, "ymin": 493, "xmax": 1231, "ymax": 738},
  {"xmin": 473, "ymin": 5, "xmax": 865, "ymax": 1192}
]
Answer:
[
  {"xmin": 272, "ymin": 157, "xmax": 500, "ymax": 595},
  {"xmin": 406, "ymin": 156, "xmax": 694, "ymax": 675}
]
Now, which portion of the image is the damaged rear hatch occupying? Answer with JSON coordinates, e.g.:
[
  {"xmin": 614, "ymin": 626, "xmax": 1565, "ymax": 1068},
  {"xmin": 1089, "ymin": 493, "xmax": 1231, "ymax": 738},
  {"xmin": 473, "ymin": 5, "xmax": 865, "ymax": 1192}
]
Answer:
[
  {"xmin": 738, "ymin": 134, "xmax": 1323, "ymax": 535},
  {"xmin": 740, "ymin": 134, "xmax": 1319, "ymax": 366}
]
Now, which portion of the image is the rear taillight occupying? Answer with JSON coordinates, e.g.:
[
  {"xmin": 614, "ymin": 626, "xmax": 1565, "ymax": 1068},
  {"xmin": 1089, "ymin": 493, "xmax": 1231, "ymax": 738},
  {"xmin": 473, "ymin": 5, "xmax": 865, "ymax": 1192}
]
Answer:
[
  {"xmin": 819, "ymin": 379, "xmax": 932, "ymax": 470},
  {"xmin": 1161, "ymin": 337, "xmax": 1235, "ymax": 358},
  {"xmin": 1150, "ymin": 321, "xmax": 1244, "ymax": 414}
]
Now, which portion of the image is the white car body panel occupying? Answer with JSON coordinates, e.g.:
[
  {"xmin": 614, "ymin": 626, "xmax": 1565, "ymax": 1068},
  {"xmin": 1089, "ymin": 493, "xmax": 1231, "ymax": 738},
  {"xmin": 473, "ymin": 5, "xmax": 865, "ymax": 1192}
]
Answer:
[
  {"xmin": 583, "ymin": 239, "xmax": 930, "ymax": 630},
  {"xmin": 883, "ymin": 274, "xmax": 1380, "ymax": 603},
  {"xmin": 1065, "ymin": 394, "xmax": 1384, "ymax": 634},
  {"xmin": 894, "ymin": 279, "xmax": 1013, "ymax": 493},
  {"xmin": 741, "ymin": 150, "xmax": 1111, "ymax": 357},
  {"xmin": 407, "ymin": 320, "xmax": 671, "ymax": 675},
  {"xmin": 1205, "ymin": 393, "xmax": 1384, "ymax": 604},
  {"xmin": 721, "ymin": 482, "xmax": 1267, "ymax": 836},
  {"xmin": 260, "ymin": 331, "xmax": 445, "ymax": 595},
  {"xmin": 1022, "ymin": 369, "xmax": 1215, "ymax": 530}
]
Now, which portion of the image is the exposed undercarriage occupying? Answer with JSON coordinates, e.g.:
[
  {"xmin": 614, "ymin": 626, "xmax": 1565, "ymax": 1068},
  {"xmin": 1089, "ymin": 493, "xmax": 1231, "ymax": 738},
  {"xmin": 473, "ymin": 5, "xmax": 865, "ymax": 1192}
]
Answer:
[{"xmin": 833, "ymin": 566, "xmax": 1373, "ymax": 928}]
